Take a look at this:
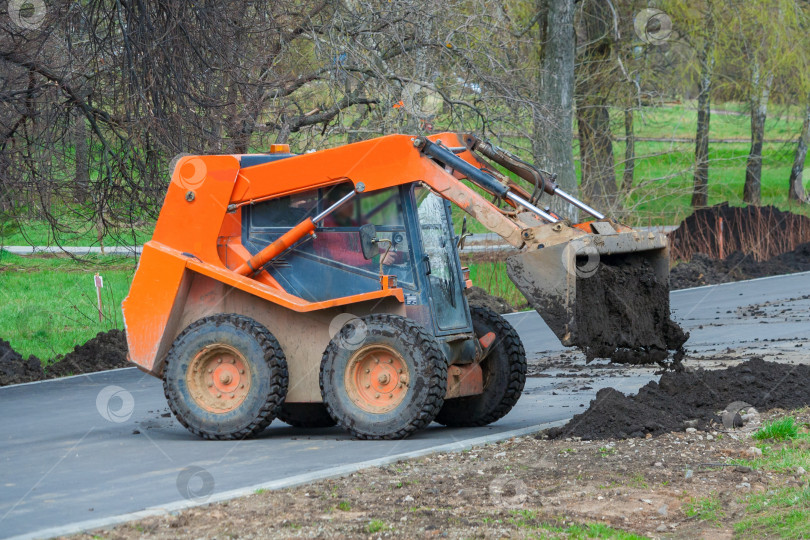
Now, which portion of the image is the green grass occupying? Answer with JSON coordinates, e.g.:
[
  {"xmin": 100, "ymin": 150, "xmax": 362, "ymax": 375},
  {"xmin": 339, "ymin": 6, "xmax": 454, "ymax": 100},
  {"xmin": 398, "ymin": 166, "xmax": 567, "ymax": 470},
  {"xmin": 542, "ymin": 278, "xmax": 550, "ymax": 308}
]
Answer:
[
  {"xmin": 730, "ymin": 414, "xmax": 810, "ymax": 538},
  {"xmin": 1, "ymin": 218, "xmax": 153, "ymax": 247},
  {"xmin": 464, "ymin": 258, "xmax": 526, "ymax": 308},
  {"xmin": 337, "ymin": 500, "xmax": 351, "ymax": 511},
  {"xmin": 499, "ymin": 511, "xmax": 646, "ymax": 539},
  {"xmin": 683, "ymin": 492, "xmax": 725, "ymax": 523},
  {"xmin": 365, "ymin": 519, "xmax": 386, "ymax": 533},
  {"xmin": 754, "ymin": 417, "xmax": 800, "ymax": 441},
  {"xmin": 735, "ymin": 487, "xmax": 810, "ymax": 539},
  {"xmin": 0, "ymin": 251, "xmax": 135, "ymax": 360}
]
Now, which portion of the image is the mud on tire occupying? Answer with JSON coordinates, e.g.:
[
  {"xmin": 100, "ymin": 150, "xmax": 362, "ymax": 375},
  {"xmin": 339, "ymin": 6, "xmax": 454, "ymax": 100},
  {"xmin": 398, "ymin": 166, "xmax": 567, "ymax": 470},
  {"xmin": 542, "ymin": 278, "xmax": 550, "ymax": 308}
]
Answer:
[
  {"xmin": 163, "ymin": 314, "xmax": 288, "ymax": 440},
  {"xmin": 320, "ymin": 314, "xmax": 447, "ymax": 440},
  {"xmin": 435, "ymin": 305, "xmax": 526, "ymax": 427},
  {"xmin": 276, "ymin": 402, "xmax": 337, "ymax": 428}
]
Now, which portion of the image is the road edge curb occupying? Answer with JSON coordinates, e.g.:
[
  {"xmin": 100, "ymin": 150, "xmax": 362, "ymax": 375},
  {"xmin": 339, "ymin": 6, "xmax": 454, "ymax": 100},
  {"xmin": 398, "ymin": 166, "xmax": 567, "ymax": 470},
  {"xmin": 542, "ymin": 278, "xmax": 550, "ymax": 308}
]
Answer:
[{"xmin": 6, "ymin": 420, "xmax": 566, "ymax": 540}]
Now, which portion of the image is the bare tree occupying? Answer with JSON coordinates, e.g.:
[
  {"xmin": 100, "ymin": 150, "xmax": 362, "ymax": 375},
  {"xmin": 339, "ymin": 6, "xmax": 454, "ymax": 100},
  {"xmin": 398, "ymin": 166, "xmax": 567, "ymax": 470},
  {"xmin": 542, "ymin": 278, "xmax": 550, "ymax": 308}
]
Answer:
[
  {"xmin": 691, "ymin": 0, "xmax": 717, "ymax": 208},
  {"xmin": 789, "ymin": 99, "xmax": 810, "ymax": 203},
  {"xmin": 575, "ymin": 0, "xmax": 618, "ymax": 210},
  {"xmin": 533, "ymin": 0, "xmax": 579, "ymax": 217}
]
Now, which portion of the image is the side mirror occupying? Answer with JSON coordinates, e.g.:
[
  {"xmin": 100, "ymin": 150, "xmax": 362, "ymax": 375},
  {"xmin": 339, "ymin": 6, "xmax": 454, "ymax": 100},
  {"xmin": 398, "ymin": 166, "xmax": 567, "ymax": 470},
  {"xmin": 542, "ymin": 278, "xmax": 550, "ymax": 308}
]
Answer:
[{"xmin": 359, "ymin": 224, "xmax": 378, "ymax": 260}]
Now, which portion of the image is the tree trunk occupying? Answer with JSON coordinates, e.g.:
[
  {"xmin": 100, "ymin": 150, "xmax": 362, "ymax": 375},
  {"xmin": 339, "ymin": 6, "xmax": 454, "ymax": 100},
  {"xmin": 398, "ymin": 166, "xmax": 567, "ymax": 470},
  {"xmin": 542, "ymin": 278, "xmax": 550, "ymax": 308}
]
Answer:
[
  {"xmin": 691, "ymin": 2, "xmax": 715, "ymax": 208},
  {"xmin": 575, "ymin": 0, "xmax": 617, "ymax": 210},
  {"xmin": 621, "ymin": 107, "xmax": 635, "ymax": 192},
  {"xmin": 73, "ymin": 111, "xmax": 90, "ymax": 203},
  {"xmin": 788, "ymin": 101, "xmax": 809, "ymax": 203},
  {"xmin": 533, "ymin": 0, "xmax": 578, "ymax": 220},
  {"xmin": 743, "ymin": 64, "xmax": 773, "ymax": 205}
]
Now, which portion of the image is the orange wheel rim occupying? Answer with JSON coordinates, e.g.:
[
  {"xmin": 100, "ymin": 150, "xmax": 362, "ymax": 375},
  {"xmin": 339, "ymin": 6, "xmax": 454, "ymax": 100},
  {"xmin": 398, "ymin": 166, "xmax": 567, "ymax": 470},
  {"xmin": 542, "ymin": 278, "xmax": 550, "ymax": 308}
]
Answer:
[
  {"xmin": 344, "ymin": 345, "xmax": 409, "ymax": 414},
  {"xmin": 186, "ymin": 344, "xmax": 251, "ymax": 413}
]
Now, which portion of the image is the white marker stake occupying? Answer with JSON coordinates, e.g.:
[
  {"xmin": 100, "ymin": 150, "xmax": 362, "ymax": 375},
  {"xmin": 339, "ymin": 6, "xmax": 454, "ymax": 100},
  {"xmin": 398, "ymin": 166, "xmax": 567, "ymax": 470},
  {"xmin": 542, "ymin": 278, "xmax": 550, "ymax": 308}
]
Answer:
[{"xmin": 94, "ymin": 273, "xmax": 104, "ymax": 323}]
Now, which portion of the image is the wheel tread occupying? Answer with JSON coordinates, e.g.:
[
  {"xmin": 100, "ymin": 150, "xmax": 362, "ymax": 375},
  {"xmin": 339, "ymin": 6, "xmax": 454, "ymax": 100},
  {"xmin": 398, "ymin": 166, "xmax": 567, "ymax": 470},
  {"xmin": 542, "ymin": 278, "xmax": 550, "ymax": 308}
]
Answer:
[
  {"xmin": 163, "ymin": 313, "xmax": 288, "ymax": 440},
  {"xmin": 320, "ymin": 314, "xmax": 447, "ymax": 440},
  {"xmin": 435, "ymin": 305, "xmax": 526, "ymax": 427}
]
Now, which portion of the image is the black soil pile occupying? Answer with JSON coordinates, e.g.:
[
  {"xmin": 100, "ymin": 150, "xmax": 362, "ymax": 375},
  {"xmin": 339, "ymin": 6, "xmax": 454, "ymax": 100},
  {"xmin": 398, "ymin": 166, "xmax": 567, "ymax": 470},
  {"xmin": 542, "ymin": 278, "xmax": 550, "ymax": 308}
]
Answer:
[
  {"xmin": 574, "ymin": 255, "xmax": 688, "ymax": 367},
  {"xmin": 45, "ymin": 329, "xmax": 129, "ymax": 379},
  {"xmin": 548, "ymin": 357, "xmax": 810, "ymax": 440},
  {"xmin": 465, "ymin": 286, "xmax": 515, "ymax": 314},
  {"xmin": 669, "ymin": 202, "xmax": 810, "ymax": 262},
  {"xmin": 0, "ymin": 338, "xmax": 44, "ymax": 385},
  {"xmin": 0, "ymin": 329, "xmax": 129, "ymax": 386},
  {"xmin": 670, "ymin": 242, "xmax": 810, "ymax": 289}
]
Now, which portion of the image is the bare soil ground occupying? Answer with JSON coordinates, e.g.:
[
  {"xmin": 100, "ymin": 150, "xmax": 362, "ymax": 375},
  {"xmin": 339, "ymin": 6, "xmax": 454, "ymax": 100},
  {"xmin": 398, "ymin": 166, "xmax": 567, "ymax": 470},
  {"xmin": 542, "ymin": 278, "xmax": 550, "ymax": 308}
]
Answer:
[{"xmin": 68, "ymin": 407, "xmax": 809, "ymax": 540}]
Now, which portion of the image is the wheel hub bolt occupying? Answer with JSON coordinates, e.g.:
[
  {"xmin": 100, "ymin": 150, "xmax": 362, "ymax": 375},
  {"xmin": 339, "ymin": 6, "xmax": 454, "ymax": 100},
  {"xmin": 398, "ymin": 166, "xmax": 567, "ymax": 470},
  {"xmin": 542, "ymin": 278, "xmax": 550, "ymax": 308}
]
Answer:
[
  {"xmin": 240, "ymin": 370, "xmax": 245, "ymax": 374},
  {"xmin": 220, "ymin": 373, "xmax": 232, "ymax": 384},
  {"xmin": 375, "ymin": 393, "xmax": 380, "ymax": 398},
  {"xmin": 217, "ymin": 358, "xmax": 222, "ymax": 363},
  {"xmin": 216, "ymin": 393, "xmax": 222, "ymax": 398},
  {"xmin": 378, "ymin": 373, "xmax": 390, "ymax": 384}
]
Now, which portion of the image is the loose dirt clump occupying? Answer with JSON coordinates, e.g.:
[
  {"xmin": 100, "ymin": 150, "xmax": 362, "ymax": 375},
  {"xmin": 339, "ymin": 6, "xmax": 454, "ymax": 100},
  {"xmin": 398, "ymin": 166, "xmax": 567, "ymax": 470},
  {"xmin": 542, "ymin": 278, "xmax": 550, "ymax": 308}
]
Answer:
[
  {"xmin": 0, "ymin": 338, "xmax": 44, "ymax": 385},
  {"xmin": 464, "ymin": 286, "xmax": 515, "ymax": 314},
  {"xmin": 574, "ymin": 255, "xmax": 688, "ymax": 367},
  {"xmin": 670, "ymin": 242, "xmax": 810, "ymax": 289},
  {"xmin": 45, "ymin": 329, "xmax": 129, "ymax": 379},
  {"xmin": 548, "ymin": 357, "xmax": 810, "ymax": 440}
]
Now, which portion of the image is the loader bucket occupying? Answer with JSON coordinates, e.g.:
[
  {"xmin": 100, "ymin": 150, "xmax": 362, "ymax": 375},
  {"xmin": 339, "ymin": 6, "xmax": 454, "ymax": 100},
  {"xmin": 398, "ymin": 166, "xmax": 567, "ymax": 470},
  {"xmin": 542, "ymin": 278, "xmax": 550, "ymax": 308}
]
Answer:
[{"xmin": 506, "ymin": 230, "xmax": 688, "ymax": 366}]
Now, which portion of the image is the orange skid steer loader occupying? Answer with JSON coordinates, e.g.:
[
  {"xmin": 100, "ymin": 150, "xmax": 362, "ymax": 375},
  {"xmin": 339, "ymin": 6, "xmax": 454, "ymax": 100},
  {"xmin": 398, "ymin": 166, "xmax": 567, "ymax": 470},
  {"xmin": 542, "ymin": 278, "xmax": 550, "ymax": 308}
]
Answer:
[{"xmin": 123, "ymin": 133, "xmax": 677, "ymax": 440}]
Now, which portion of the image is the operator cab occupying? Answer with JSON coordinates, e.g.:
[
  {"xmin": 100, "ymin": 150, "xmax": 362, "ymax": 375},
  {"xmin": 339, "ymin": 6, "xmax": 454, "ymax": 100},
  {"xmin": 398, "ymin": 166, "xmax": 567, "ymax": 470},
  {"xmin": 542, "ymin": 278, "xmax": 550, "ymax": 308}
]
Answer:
[{"xmin": 242, "ymin": 182, "xmax": 472, "ymax": 340}]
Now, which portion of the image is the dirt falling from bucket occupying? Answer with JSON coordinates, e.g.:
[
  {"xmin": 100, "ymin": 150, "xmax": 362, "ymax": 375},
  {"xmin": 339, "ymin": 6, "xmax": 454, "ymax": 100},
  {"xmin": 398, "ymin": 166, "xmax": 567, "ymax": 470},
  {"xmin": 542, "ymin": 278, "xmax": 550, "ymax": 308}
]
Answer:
[{"xmin": 573, "ymin": 256, "xmax": 688, "ymax": 368}]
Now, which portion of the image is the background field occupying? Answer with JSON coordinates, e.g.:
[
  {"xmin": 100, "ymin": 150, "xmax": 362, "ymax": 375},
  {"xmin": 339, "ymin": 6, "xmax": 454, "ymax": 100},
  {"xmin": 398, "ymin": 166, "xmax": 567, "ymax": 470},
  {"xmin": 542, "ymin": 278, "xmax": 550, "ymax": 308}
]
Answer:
[{"xmin": 1, "ymin": 102, "xmax": 808, "ymax": 359}]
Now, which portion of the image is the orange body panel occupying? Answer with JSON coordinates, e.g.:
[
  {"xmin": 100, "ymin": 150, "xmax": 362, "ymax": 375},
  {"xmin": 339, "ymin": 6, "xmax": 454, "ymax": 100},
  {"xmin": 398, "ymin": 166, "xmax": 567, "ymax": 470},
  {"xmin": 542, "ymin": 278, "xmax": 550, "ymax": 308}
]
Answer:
[{"xmin": 123, "ymin": 132, "xmax": 519, "ymax": 376}]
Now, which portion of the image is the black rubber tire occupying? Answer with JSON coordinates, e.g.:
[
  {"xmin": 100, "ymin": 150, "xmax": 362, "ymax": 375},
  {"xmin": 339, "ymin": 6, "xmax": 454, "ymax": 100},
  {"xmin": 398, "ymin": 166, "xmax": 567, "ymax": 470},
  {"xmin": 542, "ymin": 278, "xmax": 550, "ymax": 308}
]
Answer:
[
  {"xmin": 435, "ymin": 305, "xmax": 526, "ymax": 427},
  {"xmin": 320, "ymin": 314, "xmax": 447, "ymax": 440},
  {"xmin": 163, "ymin": 314, "xmax": 288, "ymax": 440},
  {"xmin": 276, "ymin": 402, "xmax": 337, "ymax": 428}
]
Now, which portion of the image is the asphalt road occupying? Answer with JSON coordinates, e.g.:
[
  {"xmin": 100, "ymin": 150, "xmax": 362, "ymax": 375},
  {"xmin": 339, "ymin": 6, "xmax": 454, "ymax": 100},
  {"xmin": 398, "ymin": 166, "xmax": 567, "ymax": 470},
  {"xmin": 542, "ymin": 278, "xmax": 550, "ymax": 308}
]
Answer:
[{"xmin": 1, "ymin": 272, "xmax": 808, "ymax": 539}]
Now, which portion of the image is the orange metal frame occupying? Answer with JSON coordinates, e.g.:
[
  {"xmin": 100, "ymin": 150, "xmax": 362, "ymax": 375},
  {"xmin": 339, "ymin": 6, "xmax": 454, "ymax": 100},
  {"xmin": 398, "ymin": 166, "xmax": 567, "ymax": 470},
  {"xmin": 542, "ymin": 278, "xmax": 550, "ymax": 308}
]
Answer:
[{"xmin": 123, "ymin": 133, "xmax": 520, "ymax": 372}]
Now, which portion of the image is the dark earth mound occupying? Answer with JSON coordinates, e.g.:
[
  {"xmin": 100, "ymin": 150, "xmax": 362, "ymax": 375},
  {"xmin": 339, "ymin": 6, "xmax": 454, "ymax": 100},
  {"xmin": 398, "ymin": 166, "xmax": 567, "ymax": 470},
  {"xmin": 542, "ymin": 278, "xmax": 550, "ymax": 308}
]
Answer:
[
  {"xmin": 0, "ymin": 329, "xmax": 129, "ymax": 386},
  {"xmin": 45, "ymin": 329, "xmax": 129, "ymax": 378},
  {"xmin": 670, "ymin": 242, "xmax": 810, "ymax": 289},
  {"xmin": 547, "ymin": 357, "xmax": 810, "ymax": 440},
  {"xmin": 574, "ymin": 256, "xmax": 688, "ymax": 367},
  {"xmin": 669, "ymin": 202, "xmax": 810, "ymax": 262},
  {"xmin": 465, "ymin": 286, "xmax": 515, "ymax": 314},
  {"xmin": 0, "ymin": 338, "xmax": 44, "ymax": 385}
]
